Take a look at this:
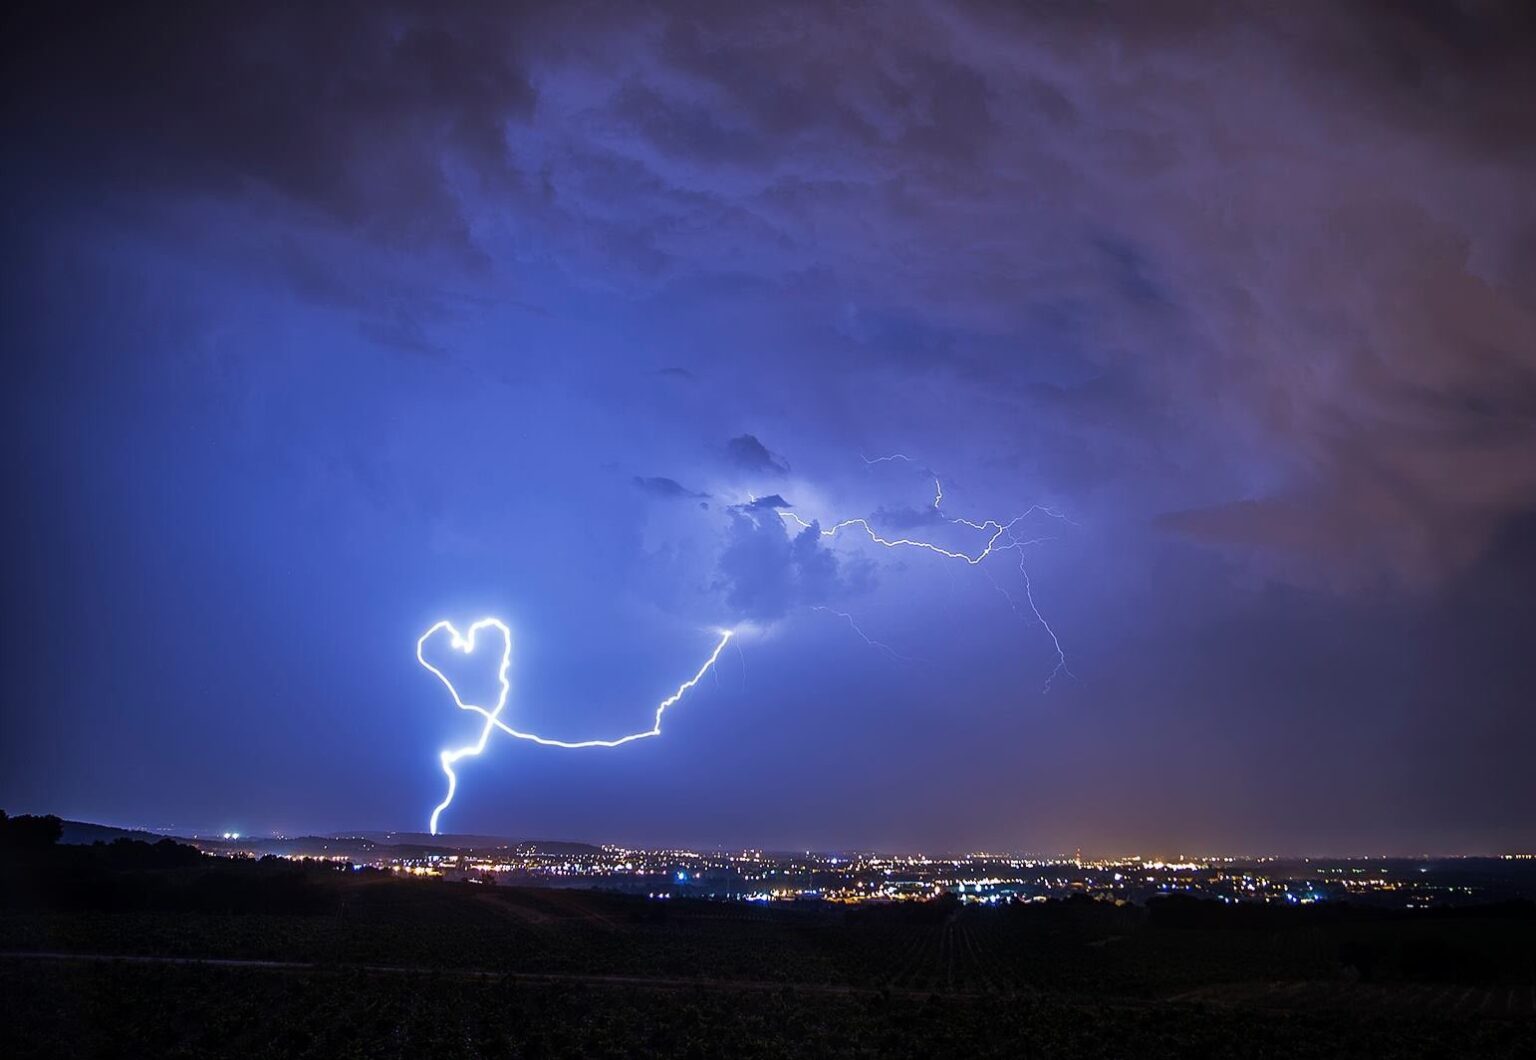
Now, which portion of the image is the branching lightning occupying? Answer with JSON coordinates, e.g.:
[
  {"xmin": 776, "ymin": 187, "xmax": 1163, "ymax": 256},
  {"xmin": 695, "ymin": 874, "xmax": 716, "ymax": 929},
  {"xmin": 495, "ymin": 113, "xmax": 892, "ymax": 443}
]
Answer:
[
  {"xmin": 810, "ymin": 605, "xmax": 909, "ymax": 663},
  {"xmin": 779, "ymin": 501, "xmax": 1064, "ymax": 567},
  {"xmin": 785, "ymin": 461, "xmax": 1073, "ymax": 688},
  {"xmin": 419, "ymin": 456, "xmax": 1072, "ymax": 832},
  {"xmin": 419, "ymin": 619, "xmax": 733, "ymax": 835}
]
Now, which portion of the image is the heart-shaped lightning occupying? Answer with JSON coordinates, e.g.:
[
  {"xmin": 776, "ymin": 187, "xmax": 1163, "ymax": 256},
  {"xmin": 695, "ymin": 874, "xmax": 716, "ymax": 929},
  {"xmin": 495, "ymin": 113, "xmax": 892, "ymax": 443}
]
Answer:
[
  {"xmin": 417, "ymin": 618, "xmax": 513, "ymax": 725},
  {"xmin": 419, "ymin": 618, "xmax": 734, "ymax": 835}
]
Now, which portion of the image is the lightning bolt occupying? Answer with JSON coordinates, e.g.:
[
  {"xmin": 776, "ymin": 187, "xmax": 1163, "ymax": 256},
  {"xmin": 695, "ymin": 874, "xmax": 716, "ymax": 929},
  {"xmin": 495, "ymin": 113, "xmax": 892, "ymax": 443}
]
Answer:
[
  {"xmin": 421, "ymin": 460, "xmax": 1069, "ymax": 830},
  {"xmin": 810, "ymin": 605, "xmax": 909, "ymax": 663},
  {"xmin": 1016, "ymin": 551, "xmax": 1072, "ymax": 691},
  {"xmin": 419, "ymin": 619, "xmax": 733, "ymax": 835},
  {"xmin": 781, "ymin": 468, "xmax": 1073, "ymax": 689},
  {"xmin": 779, "ymin": 505, "xmax": 1059, "ymax": 566}
]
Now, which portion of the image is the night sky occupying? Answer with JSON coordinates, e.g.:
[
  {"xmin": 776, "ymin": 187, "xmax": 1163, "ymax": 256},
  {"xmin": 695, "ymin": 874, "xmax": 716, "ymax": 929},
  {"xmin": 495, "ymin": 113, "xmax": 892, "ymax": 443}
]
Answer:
[{"xmin": 3, "ymin": 3, "xmax": 1534, "ymax": 856}]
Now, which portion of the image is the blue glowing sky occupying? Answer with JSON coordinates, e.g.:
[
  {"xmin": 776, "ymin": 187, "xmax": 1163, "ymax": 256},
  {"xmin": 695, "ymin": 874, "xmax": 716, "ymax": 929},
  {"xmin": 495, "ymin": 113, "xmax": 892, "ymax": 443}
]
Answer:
[{"xmin": 3, "ymin": 3, "xmax": 1534, "ymax": 854}]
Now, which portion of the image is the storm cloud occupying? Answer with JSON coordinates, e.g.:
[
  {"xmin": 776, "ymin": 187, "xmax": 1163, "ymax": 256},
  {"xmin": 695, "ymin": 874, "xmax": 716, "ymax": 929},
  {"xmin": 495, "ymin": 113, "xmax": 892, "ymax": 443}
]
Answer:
[
  {"xmin": 4, "ymin": 1, "xmax": 1534, "ymax": 852},
  {"xmin": 633, "ymin": 476, "xmax": 709, "ymax": 501},
  {"xmin": 713, "ymin": 510, "xmax": 868, "ymax": 622},
  {"xmin": 726, "ymin": 435, "xmax": 791, "ymax": 477},
  {"xmin": 8, "ymin": 1, "xmax": 1531, "ymax": 588}
]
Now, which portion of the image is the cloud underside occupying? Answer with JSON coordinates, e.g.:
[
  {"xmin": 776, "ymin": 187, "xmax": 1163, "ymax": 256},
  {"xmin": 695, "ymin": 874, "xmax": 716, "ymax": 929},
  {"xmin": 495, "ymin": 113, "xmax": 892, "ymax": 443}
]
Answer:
[
  {"xmin": 9, "ymin": 1, "xmax": 1536, "ymax": 590},
  {"xmin": 714, "ymin": 510, "xmax": 870, "ymax": 622},
  {"xmin": 634, "ymin": 476, "xmax": 709, "ymax": 501},
  {"xmin": 726, "ymin": 435, "xmax": 790, "ymax": 477}
]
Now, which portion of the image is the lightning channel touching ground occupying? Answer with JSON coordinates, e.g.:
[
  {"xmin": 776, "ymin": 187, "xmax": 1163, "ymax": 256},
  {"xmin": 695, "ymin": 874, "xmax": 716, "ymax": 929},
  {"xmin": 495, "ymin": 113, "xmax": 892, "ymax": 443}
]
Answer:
[
  {"xmin": 421, "ymin": 461, "xmax": 1069, "ymax": 830},
  {"xmin": 419, "ymin": 619, "xmax": 733, "ymax": 835}
]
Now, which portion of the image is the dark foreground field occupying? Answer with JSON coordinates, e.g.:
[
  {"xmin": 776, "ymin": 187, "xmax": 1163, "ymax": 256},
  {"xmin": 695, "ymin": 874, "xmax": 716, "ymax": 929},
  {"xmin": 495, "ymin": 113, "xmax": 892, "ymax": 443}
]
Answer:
[{"xmin": 3, "ymin": 841, "xmax": 1534, "ymax": 1057}]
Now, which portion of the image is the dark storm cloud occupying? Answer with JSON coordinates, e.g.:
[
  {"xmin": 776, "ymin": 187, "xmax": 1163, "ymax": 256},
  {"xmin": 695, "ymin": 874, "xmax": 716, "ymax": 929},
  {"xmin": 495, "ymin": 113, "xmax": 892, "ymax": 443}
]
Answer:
[
  {"xmin": 740, "ymin": 495, "xmax": 792, "ymax": 511},
  {"xmin": 633, "ymin": 476, "xmax": 709, "ymax": 501},
  {"xmin": 725, "ymin": 435, "xmax": 790, "ymax": 477},
  {"xmin": 1326, "ymin": 0, "xmax": 1536, "ymax": 160},
  {"xmin": 3, "ymin": 3, "xmax": 535, "ymax": 281},
  {"xmin": 532, "ymin": 0, "xmax": 1532, "ymax": 590},
  {"xmin": 713, "ymin": 510, "xmax": 866, "ymax": 622},
  {"xmin": 6, "ymin": 1, "xmax": 1527, "ymax": 587},
  {"xmin": 6, "ymin": 1, "xmax": 1536, "ymax": 852},
  {"xmin": 9, "ymin": 2, "xmax": 1532, "ymax": 587}
]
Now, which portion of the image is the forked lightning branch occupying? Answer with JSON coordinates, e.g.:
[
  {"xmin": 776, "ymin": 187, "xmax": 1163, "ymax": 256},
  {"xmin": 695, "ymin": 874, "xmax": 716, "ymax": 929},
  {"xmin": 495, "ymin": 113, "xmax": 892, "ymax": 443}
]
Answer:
[{"xmin": 419, "ymin": 470, "xmax": 1070, "ymax": 833}]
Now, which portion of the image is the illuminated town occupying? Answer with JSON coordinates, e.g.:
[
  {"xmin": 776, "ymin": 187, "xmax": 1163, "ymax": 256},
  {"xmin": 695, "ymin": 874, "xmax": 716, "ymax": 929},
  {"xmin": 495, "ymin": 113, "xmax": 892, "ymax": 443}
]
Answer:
[{"xmin": 179, "ymin": 831, "xmax": 1536, "ymax": 909}]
